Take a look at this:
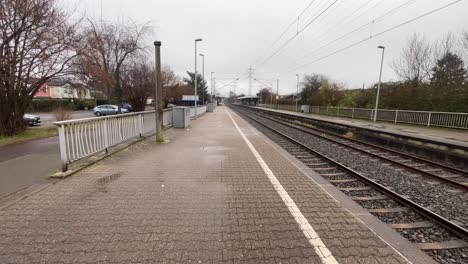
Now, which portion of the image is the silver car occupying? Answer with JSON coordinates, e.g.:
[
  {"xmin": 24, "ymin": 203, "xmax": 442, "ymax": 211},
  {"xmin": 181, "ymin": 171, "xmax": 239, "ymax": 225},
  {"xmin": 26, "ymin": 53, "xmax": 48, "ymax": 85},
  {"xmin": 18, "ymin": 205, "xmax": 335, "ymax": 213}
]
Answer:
[
  {"xmin": 93, "ymin": 105, "xmax": 117, "ymax": 116},
  {"xmin": 93, "ymin": 105, "xmax": 129, "ymax": 116},
  {"xmin": 23, "ymin": 114, "xmax": 41, "ymax": 125}
]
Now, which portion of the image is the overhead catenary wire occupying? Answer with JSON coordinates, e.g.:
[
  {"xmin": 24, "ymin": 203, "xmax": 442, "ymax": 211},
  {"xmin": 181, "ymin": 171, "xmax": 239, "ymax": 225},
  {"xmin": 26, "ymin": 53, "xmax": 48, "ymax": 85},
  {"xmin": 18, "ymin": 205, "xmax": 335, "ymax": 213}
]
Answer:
[
  {"xmin": 285, "ymin": 0, "xmax": 384, "ymax": 62},
  {"xmin": 291, "ymin": 0, "xmax": 418, "ymax": 67},
  {"xmin": 290, "ymin": 0, "xmax": 464, "ymax": 72},
  {"xmin": 253, "ymin": 0, "xmax": 320, "ymax": 65},
  {"xmin": 257, "ymin": 0, "xmax": 339, "ymax": 67}
]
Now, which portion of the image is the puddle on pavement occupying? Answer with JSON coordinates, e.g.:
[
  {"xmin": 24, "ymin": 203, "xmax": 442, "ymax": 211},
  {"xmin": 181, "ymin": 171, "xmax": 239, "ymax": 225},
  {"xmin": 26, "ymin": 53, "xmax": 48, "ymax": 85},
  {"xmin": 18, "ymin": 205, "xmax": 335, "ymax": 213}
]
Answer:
[{"xmin": 96, "ymin": 172, "xmax": 122, "ymax": 192}]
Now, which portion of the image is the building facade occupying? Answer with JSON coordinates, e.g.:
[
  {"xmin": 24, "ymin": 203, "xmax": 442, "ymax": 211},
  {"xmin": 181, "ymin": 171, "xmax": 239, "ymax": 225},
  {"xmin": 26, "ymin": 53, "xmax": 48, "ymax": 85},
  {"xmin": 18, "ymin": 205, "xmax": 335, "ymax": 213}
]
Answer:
[{"xmin": 34, "ymin": 79, "xmax": 93, "ymax": 100}]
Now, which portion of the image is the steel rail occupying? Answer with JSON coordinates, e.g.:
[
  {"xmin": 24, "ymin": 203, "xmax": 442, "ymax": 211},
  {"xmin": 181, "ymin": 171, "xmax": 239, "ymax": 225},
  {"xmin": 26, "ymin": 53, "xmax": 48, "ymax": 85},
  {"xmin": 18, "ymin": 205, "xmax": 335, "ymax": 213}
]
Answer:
[
  {"xmin": 243, "ymin": 107, "xmax": 468, "ymax": 192},
  {"xmin": 231, "ymin": 105, "xmax": 468, "ymax": 240},
  {"xmin": 253, "ymin": 107, "xmax": 468, "ymax": 177}
]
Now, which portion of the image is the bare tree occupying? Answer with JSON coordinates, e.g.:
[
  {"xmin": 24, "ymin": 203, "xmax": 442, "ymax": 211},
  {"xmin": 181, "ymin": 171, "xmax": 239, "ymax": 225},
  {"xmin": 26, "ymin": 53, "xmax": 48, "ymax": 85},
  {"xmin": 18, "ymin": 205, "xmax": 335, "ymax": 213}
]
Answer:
[
  {"xmin": 78, "ymin": 19, "xmax": 151, "ymax": 103},
  {"xmin": 0, "ymin": 0, "xmax": 83, "ymax": 135},
  {"xmin": 460, "ymin": 30, "xmax": 468, "ymax": 64},
  {"xmin": 121, "ymin": 62, "xmax": 154, "ymax": 112},
  {"xmin": 161, "ymin": 64, "xmax": 180, "ymax": 99},
  {"xmin": 432, "ymin": 32, "xmax": 457, "ymax": 62},
  {"xmin": 300, "ymin": 74, "xmax": 327, "ymax": 104},
  {"xmin": 256, "ymin": 88, "xmax": 274, "ymax": 104},
  {"xmin": 391, "ymin": 33, "xmax": 432, "ymax": 85}
]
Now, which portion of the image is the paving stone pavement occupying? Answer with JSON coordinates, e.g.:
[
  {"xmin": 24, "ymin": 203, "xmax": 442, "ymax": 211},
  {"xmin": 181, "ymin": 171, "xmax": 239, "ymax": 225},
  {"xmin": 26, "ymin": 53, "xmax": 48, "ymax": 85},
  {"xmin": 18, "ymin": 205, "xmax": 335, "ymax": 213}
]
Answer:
[{"xmin": 0, "ymin": 106, "xmax": 410, "ymax": 264}]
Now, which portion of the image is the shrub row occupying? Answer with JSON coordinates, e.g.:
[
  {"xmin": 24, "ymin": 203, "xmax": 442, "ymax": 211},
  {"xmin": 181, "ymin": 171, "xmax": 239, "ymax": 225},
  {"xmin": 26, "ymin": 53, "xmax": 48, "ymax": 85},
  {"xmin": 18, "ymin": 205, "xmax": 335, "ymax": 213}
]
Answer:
[{"xmin": 29, "ymin": 99, "xmax": 107, "ymax": 112}]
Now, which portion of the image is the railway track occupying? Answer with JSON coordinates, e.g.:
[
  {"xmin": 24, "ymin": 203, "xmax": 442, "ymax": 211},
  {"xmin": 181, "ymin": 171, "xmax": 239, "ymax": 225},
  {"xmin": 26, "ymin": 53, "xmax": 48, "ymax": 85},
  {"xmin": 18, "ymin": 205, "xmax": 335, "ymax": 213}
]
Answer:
[
  {"xmin": 244, "ymin": 106, "xmax": 468, "ymax": 191},
  {"xmin": 230, "ymin": 105, "xmax": 468, "ymax": 264}
]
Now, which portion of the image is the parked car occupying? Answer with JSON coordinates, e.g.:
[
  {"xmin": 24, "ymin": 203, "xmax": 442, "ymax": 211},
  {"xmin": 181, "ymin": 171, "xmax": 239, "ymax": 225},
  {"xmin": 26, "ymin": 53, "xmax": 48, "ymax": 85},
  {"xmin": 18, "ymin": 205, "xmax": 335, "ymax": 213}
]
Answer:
[
  {"xmin": 23, "ymin": 114, "xmax": 41, "ymax": 125},
  {"xmin": 93, "ymin": 105, "xmax": 131, "ymax": 116},
  {"xmin": 120, "ymin": 103, "xmax": 133, "ymax": 112},
  {"xmin": 93, "ymin": 105, "xmax": 119, "ymax": 116},
  {"xmin": 167, "ymin": 103, "xmax": 176, "ymax": 108}
]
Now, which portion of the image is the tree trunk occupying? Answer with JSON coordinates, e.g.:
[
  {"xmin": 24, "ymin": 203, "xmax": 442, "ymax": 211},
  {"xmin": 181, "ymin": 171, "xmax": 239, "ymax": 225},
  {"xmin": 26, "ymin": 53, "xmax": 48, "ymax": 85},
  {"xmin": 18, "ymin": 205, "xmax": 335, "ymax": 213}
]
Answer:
[{"xmin": 0, "ymin": 104, "xmax": 27, "ymax": 136}]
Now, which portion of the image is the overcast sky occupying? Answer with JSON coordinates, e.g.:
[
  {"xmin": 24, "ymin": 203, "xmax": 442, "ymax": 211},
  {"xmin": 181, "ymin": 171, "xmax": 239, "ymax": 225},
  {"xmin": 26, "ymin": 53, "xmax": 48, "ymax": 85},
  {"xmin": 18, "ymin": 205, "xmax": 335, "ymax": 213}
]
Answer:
[{"xmin": 69, "ymin": 0, "xmax": 468, "ymax": 96}]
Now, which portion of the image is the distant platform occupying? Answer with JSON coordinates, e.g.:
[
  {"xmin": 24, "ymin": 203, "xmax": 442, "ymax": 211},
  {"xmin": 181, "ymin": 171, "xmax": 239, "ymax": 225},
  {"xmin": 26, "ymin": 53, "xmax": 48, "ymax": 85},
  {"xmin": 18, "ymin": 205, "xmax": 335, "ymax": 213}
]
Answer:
[
  {"xmin": 253, "ymin": 106, "xmax": 468, "ymax": 169},
  {"xmin": 254, "ymin": 107, "xmax": 468, "ymax": 146}
]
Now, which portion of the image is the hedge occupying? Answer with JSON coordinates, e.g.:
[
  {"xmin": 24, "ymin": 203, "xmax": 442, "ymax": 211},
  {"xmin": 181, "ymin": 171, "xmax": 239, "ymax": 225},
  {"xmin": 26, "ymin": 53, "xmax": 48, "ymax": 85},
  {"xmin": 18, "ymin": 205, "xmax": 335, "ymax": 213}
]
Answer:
[{"xmin": 29, "ymin": 99, "xmax": 101, "ymax": 112}]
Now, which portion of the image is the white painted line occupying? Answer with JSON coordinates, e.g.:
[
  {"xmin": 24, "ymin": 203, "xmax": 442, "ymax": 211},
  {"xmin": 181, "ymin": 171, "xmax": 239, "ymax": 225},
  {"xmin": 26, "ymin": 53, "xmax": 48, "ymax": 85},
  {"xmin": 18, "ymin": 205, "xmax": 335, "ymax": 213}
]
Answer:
[{"xmin": 225, "ymin": 108, "xmax": 339, "ymax": 264}]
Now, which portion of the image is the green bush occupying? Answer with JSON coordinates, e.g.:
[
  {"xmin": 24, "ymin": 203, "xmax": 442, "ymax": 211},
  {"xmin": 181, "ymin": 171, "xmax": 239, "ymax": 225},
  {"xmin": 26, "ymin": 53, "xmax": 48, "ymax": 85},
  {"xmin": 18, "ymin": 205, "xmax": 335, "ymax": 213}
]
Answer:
[
  {"xmin": 29, "ymin": 99, "xmax": 74, "ymax": 112},
  {"xmin": 74, "ymin": 99, "xmax": 95, "ymax": 110},
  {"xmin": 29, "ymin": 99, "xmax": 97, "ymax": 112},
  {"xmin": 96, "ymin": 99, "xmax": 109, "ymax": 106}
]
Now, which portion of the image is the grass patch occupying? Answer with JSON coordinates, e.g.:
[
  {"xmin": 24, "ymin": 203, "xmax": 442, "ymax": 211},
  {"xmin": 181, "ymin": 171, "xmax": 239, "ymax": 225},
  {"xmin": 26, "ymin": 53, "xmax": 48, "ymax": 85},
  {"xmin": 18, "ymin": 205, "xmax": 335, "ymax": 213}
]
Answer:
[{"xmin": 0, "ymin": 127, "xmax": 58, "ymax": 146}]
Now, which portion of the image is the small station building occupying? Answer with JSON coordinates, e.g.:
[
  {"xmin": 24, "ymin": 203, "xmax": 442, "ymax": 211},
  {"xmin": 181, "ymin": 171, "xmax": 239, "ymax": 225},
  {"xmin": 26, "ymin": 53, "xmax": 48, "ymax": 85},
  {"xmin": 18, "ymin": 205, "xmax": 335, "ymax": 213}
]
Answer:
[{"xmin": 238, "ymin": 95, "xmax": 259, "ymax": 106}]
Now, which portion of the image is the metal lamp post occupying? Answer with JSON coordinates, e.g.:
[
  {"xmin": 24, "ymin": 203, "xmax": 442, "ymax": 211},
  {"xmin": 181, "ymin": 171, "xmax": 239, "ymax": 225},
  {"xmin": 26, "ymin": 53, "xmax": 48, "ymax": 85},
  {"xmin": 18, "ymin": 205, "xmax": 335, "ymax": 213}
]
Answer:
[
  {"xmin": 276, "ymin": 79, "xmax": 279, "ymax": 109},
  {"xmin": 154, "ymin": 41, "xmax": 162, "ymax": 142},
  {"xmin": 194, "ymin": 38, "xmax": 202, "ymax": 117},
  {"xmin": 210, "ymin": 72, "xmax": 214, "ymax": 103},
  {"xmin": 374, "ymin": 46, "xmax": 385, "ymax": 122},
  {"xmin": 295, "ymin": 74, "xmax": 299, "ymax": 112},
  {"xmin": 213, "ymin": 77, "xmax": 216, "ymax": 104},
  {"xmin": 199, "ymin": 53, "xmax": 205, "ymax": 105}
]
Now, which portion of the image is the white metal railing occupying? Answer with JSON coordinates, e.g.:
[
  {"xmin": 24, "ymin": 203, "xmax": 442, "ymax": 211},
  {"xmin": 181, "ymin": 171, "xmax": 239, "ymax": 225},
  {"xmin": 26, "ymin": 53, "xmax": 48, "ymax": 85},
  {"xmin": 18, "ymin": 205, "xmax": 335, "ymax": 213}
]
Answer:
[
  {"xmin": 258, "ymin": 104, "xmax": 468, "ymax": 130},
  {"xmin": 54, "ymin": 106, "xmax": 208, "ymax": 171}
]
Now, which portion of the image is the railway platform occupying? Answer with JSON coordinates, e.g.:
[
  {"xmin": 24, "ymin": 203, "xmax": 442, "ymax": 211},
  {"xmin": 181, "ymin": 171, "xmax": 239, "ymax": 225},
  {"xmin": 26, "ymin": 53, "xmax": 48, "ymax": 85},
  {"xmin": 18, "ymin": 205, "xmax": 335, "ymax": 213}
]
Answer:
[
  {"xmin": 254, "ymin": 106, "xmax": 468, "ymax": 168},
  {"xmin": 255, "ymin": 107, "xmax": 468, "ymax": 146},
  {"xmin": 0, "ymin": 106, "xmax": 433, "ymax": 263}
]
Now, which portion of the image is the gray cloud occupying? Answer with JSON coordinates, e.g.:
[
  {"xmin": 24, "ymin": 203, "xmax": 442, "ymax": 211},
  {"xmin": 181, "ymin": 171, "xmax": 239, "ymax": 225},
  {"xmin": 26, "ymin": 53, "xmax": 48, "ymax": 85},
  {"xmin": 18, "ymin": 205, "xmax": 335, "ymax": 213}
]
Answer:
[{"xmin": 69, "ymin": 0, "xmax": 468, "ymax": 96}]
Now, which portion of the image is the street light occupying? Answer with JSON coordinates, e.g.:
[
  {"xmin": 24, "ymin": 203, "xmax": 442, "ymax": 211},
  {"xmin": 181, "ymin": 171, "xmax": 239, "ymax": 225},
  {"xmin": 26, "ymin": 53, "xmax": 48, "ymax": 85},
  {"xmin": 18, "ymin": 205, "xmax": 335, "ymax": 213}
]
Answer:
[
  {"xmin": 210, "ymin": 72, "xmax": 214, "ymax": 103},
  {"xmin": 374, "ymin": 45, "xmax": 385, "ymax": 122},
  {"xmin": 194, "ymin": 38, "xmax": 202, "ymax": 116},
  {"xmin": 295, "ymin": 74, "xmax": 299, "ymax": 112},
  {"xmin": 199, "ymin": 53, "xmax": 205, "ymax": 105}
]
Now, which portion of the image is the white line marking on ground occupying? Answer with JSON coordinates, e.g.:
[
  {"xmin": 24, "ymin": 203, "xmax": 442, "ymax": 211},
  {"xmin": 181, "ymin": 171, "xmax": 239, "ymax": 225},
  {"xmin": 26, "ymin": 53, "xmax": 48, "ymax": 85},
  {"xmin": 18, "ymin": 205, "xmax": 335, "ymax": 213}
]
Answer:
[{"xmin": 225, "ymin": 108, "xmax": 339, "ymax": 264}]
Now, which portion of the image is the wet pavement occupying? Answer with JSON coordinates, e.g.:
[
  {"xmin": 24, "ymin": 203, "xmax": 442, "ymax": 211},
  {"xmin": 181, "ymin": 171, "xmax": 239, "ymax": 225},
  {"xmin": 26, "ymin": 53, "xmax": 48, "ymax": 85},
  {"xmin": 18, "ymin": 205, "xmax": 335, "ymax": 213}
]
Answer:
[
  {"xmin": 0, "ymin": 136, "xmax": 59, "ymax": 198},
  {"xmin": 0, "ymin": 106, "xmax": 415, "ymax": 263}
]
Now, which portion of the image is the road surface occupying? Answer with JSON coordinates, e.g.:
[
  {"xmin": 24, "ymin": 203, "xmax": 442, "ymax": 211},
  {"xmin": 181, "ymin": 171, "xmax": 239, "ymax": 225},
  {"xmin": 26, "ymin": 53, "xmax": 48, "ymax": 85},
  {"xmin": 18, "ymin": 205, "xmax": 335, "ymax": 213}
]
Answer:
[
  {"xmin": 1, "ymin": 109, "xmax": 149, "ymax": 197},
  {"xmin": 0, "ymin": 136, "xmax": 60, "ymax": 198},
  {"xmin": 29, "ymin": 110, "xmax": 95, "ymax": 127}
]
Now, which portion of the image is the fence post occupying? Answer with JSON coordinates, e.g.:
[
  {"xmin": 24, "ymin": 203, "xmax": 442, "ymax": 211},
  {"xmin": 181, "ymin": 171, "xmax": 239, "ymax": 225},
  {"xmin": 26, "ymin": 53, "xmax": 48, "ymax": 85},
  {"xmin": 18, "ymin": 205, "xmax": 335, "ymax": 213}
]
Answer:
[
  {"xmin": 138, "ymin": 114, "xmax": 143, "ymax": 137},
  {"xmin": 58, "ymin": 124, "xmax": 68, "ymax": 172},
  {"xmin": 104, "ymin": 118, "xmax": 109, "ymax": 153},
  {"xmin": 337, "ymin": 107, "xmax": 340, "ymax": 116},
  {"xmin": 395, "ymin": 110, "xmax": 398, "ymax": 123},
  {"xmin": 352, "ymin": 108, "xmax": 355, "ymax": 118},
  {"xmin": 371, "ymin": 109, "xmax": 374, "ymax": 120},
  {"xmin": 427, "ymin": 112, "xmax": 432, "ymax": 127}
]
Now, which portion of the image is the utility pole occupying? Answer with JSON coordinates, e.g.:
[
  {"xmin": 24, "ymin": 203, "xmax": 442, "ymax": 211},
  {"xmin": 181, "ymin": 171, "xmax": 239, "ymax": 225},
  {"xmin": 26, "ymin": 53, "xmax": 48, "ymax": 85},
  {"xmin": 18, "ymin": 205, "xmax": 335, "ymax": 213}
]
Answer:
[
  {"xmin": 194, "ymin": 38, "xmax": 202, "ymax": 116},
  {"xmin": 276, "ymin": 79, "xmax": 279, "ymax": 109},
  {"xmin": 374, "ymin": 46, "xmax": 385, "ymax": 122},
  {"xmin": 247, "ymin": 66, "xmax": 255, "ymax": 96},
  {"xmin": 210, "ymin": 72, "xmax": 214, "ymax": 103},
  {"xmin": 154, "ymin": 41, "xmax": 162, "ymax": 142},
  {"xmin": 213, "ymin": 77, "xmax": 216, "ymax": 104},
  {"xmin": 200, "ymin": 54, "xmax": 205, "ymax": 105},
  {"xmin": 295, "ymin": 74, "xmax": 299, "ymax": 112}
]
